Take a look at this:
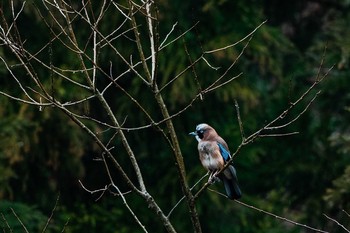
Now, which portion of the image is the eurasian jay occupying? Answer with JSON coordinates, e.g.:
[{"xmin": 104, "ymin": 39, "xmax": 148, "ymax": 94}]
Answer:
[{"xmin": 189, "ymin": 123, "xmax": 242, "ymax": 200}]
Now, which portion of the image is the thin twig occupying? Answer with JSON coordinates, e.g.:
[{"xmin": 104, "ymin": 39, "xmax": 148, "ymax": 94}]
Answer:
[
  {"xmin": 158, "ymin": 55, "xmax": 203, "ymax": 93},
  {"xmin": 323, "ymin": 214, "xmax": 350, "ymax": 233},
  {"xmin": 259, "ymin": 132, "xmax": 299, "ymax": 137},
  {"xmin": 201, "ymin": 56, "xmax": 220, "ymax": 70},
  {"xmin": 10, "ymin": 208, "xmax": 29, "ymax": 233},
  {"xmin": 235, "ymin": 199, "xmax": 329, "ymax": 233},
  {"xmin": 205, "ymin": 72, "xmax": 243, "ymax": 93},
  {"xmin": 204, "ymin": 20, "xmax": 266, "ymax": 54},
  {"xmin": 42, "ymin": 194, "xmax": 60, "ymax": 233},
  {"xmin": 1, "ymin": 213, "xmax": 13, "ymax": 233},
  {"xmin": 235, "ymin": 100, "xmax": 245, "ymax": 141},
  {"xmin": 343, "ymin": 209, "xmax": 350, "ymax": 218},
  {"xmin": 159, "ymin": 22, "xmax": 177, "ymax": 48},
  {"xmin": 112, "ymin": 2, "xmax": 131, "ymax": 20},
  {"xmin": 266, "ymin": 91, "xmax": 322, "ymax": 130},
  {"xmin": 167, "ymin": 173, "xmax": 208, "ymax": 218},
  {"xmin": 159, "ymin": 21, "xmax": 199, "ymax": 50},
  {"xmin": 208, "ymin": 189, "xmax": 329, "ymax": 233},
  {"xmin": 78, "ymin": 180, "xmax": 132, "ymax": 201},
  {"xmin": 111, "ymin": 183, "xmax": 149, "ymax": 233},
  {"xmin": 60, "ymin": 217, "xmax": 70, "ymax": 233},
  {"xmin": 0, "ymin": 91, "xmax": 51, "ymax": 106},
  {"xmin": 204, "ymin": 36, "xmax": 252, "ymax": 93}
]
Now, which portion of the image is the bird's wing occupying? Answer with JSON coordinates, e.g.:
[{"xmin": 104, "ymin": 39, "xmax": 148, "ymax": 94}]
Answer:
[{"xmin": 217, "ymin": 142, "xmax": 231, "ymax": 162}]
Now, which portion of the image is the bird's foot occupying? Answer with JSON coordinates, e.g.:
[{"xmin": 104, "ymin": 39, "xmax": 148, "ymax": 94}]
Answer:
[{"xmin": 208, "ymin": 172, "xmax": 220, "ymax": 184}]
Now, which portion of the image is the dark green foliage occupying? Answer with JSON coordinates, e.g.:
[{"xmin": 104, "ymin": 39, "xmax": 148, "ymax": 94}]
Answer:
[
  {"xmin": 0, "ymin": 201, "xmax": 47, "ymax": 232},
  {"xmin": 1, "ymin": 0, "xmax": 350, "ymax": 232}
]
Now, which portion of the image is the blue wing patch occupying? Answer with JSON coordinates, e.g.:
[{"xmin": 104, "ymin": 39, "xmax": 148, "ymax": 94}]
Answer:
[{"xmin": 217, "ymin": 143, "xmax": 231, "ymax": 162}]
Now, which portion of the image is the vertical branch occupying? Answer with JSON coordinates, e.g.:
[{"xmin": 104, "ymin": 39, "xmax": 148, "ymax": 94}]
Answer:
[
  {"xmin": 129, "ymin": 1, "xmax": 202, "ymax": 231},
  {"xmin": 154, "ymin": 86, "xmax": 202, "ymax": 233},
  {"xmin": 128, "ymin": 0, "xmax": 152, "ymax": 84},
  {"xmin": 61, "ymin": 3, "xmax": 178, "ymax": 232},
  {"xmin": 92, "ymin": 25, "xmax": 97, "ymax": 88},
  {"xmin": 63, "ymin": 2, "xmax": 148, "ymax": 192},
  {"xmin": 235, "ymin": 100, "xmax": 245, "ymax": 141},
  {"xmin": 144, "ymin": 0, "xmax": 156, "ymax": 81},
  {"xmin": 137, "ymin": 1, "xmax": 202, "ymax": 231},
  {"xmin": 91, "ymin": 0, "xmax": 107, "ymax": 89}
]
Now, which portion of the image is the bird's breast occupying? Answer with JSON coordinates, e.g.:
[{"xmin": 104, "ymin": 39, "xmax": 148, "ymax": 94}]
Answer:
[{"xmin": 198, "ymin": 141, "xmax": 224, "ymax": 171}]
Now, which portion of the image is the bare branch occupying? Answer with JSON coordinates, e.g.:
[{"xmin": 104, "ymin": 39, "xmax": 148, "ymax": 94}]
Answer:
[
  {"xmin": 204, "ymin": 20, "xmax": 267, "ymax": 54},
  {"xmin": 160, "ymin": 22, "xmax": 178, "ymax": 48},
  {"xmin": 60, "ymin": 217, "xmax": 70, "ymax": 233},
  {"xmin": 235, "ymin": 100, "xmax": 246, "ymax": 141},
  {"xmin": 145, "ymin": 0, "xmax": 156, "ymax": 81},
  {"xmin": 207, "ymin": 188, "xmax": 329, "ymax": 233},
  {"xmin": 204, "ymin": 36, "xmax": 252, "ymax": 93},
  {"xmin": 323, "ymin": 214, "xmax": 350, "ymax": 233},
  {"xmin": 201, "ymin": 56, "xmax": 220, "ymax": 70},
  {"xmin": 10, "ymin": 208, "xmax": 29, "ymax": 233},
  {"xmin": 259, "ymin": 132, "xmax": 299, "ymax": 137},
  {"xmin": 111, "ymin": 183, "xmax": 149, "ymax": 233},
  {"xmin": 128, "ymin": 1, "xmax": 152, "ymax": 84},
  {"xmin": 0, "ymin": 56, "xmax": 38, "ymax": 103},
  {"xmin": 159, "ymin": 21, "xmax": 200, "ymax": 50},
  {"xmin": 205, "ymin": 72, "xmax": 243, "ymax": 93},
  {"xmin": 167, "ymin": 173, "xmax": 208, "ymax": 218},
  {"xmin": 42, "ymin": 194, "xmax": 60, "ymax": 233},
  {"xmin": 1, "ymin": 213, "xmax": 13, "ymax": 233},
  {"xmin": 112, "ymin": 2, "xmax": 131, "ymax": 20},
  {"xmin": 0, "ymin": 91, "xmax": 51, "ymax": 106},
  {"xmin": 159, "ymin": 55, "xmax": 203, "ymax": 93},
  {"xmin": 343, "ymin": 209, "xmax": 350, "ymax": 218},
  {"xmin": 234, "ymin": 197, "xmax": 329, "ymax": 233},
  {"xmin": 78, "ymin": 180, "xmax": 132, "ymax": 201},
  {"xmin": 266, "ymin": 90, "xmax": 321, "ymax": 130}
]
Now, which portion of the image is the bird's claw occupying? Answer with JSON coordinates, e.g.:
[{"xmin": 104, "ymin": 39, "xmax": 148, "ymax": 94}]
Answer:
[{"xmin": 208, "ymin": 172, "xmax": 220, "ymax": 184}]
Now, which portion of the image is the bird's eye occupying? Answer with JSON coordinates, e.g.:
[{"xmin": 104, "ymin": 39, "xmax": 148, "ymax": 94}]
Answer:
[{"xmin": 196, "ymin": 129, "xmax": 205, "ymax": 139}]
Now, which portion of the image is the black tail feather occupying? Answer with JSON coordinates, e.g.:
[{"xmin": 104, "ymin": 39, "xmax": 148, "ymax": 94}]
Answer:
[{"xmin": 221, "ymin": 165, "xmax": 242, "ymax": 200}]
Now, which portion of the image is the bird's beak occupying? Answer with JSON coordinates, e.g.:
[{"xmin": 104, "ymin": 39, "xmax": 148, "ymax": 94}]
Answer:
[{"xmin": 189, "ymin": 131, "xmax": 197, "ymax": 136}]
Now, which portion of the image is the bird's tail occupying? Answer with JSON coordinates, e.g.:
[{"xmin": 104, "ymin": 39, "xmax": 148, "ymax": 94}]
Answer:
[{"xmin": 221, "ymin": 165, "xmax": 242, "ymax": 200}]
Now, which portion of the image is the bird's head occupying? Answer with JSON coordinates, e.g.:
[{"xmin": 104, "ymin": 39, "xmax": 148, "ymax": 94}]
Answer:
[{"xmin": 189, "ymin": 123, "xmax": 217, "ymax": 142}]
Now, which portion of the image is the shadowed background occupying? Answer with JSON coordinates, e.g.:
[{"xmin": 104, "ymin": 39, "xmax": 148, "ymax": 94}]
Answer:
[{"xmin": 0, "ymin": 0, "xmax": 350, "ymax": 232}]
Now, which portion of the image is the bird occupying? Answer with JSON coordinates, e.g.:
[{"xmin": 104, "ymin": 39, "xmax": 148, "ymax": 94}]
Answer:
[{"xmin": 189, "ymin": 123, "xmax": 242, "ymax": 200}]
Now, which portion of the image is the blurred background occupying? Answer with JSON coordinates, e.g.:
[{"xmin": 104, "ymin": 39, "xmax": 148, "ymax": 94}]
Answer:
[{"xmin": 0, "ymin": 0, "xmax": 350, "ymax": 232}]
